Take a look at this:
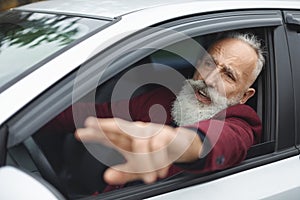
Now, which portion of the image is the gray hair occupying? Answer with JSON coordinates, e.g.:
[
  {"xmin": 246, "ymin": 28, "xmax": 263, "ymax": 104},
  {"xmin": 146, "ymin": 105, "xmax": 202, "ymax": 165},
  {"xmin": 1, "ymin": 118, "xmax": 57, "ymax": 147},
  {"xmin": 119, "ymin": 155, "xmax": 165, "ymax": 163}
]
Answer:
[{"xmin": 213, "ymin": 32, "xmax": 265, "ymax": 82}]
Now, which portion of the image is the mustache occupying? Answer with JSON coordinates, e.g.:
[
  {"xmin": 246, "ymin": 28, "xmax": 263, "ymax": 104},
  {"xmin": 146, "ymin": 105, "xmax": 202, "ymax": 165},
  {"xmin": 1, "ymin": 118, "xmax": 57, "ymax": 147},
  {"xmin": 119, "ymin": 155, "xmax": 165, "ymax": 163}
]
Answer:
[
  {"xmin": 186, "ymin": 79, "xmax": 207, "ymax": 92},
  {"xmin": 185, "ymin": 79, "xmax": 229, "ymax": 106},
  {"xmin": 187, "ymin": 79, "xmax": 214, "ymax": 98},
  {"xmin": 172, "ymin": 79, "xmax": 228, "ymax": 126}
]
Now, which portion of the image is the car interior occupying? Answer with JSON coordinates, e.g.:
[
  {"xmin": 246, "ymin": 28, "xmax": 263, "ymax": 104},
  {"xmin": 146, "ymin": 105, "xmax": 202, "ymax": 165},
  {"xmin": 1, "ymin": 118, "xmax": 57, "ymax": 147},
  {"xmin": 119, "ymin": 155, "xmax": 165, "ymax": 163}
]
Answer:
[{"xmin": 7, "ymin": 27, "xmax": 271, "ymax": 199}]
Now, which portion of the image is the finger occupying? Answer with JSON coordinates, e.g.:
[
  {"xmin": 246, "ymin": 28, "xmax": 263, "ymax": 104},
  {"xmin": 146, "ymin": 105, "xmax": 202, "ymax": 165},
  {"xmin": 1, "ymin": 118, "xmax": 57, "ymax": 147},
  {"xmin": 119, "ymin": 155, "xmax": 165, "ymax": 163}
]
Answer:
[
  {"xmin": 105, "ymin": 139, "xmax": 159, "ymax": 184},
  {"xmin": 104, "ymin": 165, "xmax": 157, "ymax": 185},
  {"xmin": 87, "ymin": 117, "xmax": 131, "ymax": 137},
  {"xmin": 75, "ymin": 126, "xmax": 106, "ymax": 143},
  {"xmin": 77, "ymin": 117, "xmax": 134, "ymax": 148},
  {"xmin": 83, "ymin": 117, "xmax": 123, "ymax": 135},
  {"xmin": 75, "ymin": 117, "xmax": 109, "ymax": 143},
  {"xmin": 96, "ymin": 118, "xmax": 159, "ymax": 139},
  {"xmin": 83, "ymin": 116, "xmax": 101, "ymax": 129},
  {"xmin": 157, "ymin": 166, "xmax": 170, "ymax": 179},
  {"xmin": 75, "ymin": 127, "xmax": 133, "ymax": 151},
  {"xmin": 104, "ymin": 166, "xmax": 140, "ymax": 185},
  {"xmin": 150, "ymin": 149, "xmax": 170, "ymax": 179},
  {"xmin": 131, "ymin": 138, "xmax": 157, "ymax": 173},
  {"xmin": 150, "ymin": 134, "xmax": 172, "ymax": 178}
]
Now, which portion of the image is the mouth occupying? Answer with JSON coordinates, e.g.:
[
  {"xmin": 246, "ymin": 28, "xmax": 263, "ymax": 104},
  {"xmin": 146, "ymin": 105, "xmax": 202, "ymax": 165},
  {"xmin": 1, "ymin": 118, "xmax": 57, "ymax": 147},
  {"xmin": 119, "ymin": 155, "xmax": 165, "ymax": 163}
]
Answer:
[{"xmin": 195, "ymin": 88, "xmax": 212, "ymax": 105}]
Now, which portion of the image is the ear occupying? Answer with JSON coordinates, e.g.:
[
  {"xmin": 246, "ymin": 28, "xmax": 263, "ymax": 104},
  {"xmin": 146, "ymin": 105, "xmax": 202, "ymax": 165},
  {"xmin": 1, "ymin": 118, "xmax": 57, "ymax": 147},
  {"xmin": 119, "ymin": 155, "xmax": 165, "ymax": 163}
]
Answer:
[{"xmin": 240, "ymin": 88, "xmax": 255, "ymax": 104}]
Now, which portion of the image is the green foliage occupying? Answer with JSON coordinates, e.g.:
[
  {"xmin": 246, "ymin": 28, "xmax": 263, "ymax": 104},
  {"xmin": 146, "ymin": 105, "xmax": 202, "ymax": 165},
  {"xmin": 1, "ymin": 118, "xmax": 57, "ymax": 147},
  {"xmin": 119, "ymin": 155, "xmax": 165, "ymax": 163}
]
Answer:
[{"xmin": 0, "ymin": 12, "xmax": 79, "ymax": 50}]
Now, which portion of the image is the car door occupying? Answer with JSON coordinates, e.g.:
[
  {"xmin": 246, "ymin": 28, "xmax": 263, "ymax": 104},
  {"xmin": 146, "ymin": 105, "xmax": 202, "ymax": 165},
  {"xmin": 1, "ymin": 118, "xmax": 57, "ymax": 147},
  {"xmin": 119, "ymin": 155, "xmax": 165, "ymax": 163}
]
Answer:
[{"xmin": 90, "ymin": 9, "xmax": 299, "ymax": 200}]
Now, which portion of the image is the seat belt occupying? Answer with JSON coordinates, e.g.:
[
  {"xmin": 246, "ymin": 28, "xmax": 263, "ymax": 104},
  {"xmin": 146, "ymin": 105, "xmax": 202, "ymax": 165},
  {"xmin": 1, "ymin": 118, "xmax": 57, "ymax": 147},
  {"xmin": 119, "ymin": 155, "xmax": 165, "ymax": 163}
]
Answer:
[{"xmin": 23, "ymin": 136, "xmax": 68, "ymax": 197}]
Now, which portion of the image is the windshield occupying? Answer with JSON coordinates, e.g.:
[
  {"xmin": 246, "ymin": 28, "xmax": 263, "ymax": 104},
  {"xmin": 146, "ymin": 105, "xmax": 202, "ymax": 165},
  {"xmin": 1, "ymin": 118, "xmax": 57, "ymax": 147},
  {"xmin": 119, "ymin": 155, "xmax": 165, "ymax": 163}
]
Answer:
[{"xmin": 0, "ymin": 10, "xmax": 110, "ymax": 91}]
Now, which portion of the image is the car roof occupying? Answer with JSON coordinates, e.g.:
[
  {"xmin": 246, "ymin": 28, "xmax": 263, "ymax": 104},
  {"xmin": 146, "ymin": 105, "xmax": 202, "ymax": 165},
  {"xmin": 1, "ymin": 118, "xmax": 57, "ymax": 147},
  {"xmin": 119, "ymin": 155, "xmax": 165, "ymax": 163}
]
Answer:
[
  {"xmin": 15, "ymin": 0, "xmax": 197, "ymax": 19},
  {"xmin": 15, "ymin": 0, "xmax": 300, "ymax": 20}
]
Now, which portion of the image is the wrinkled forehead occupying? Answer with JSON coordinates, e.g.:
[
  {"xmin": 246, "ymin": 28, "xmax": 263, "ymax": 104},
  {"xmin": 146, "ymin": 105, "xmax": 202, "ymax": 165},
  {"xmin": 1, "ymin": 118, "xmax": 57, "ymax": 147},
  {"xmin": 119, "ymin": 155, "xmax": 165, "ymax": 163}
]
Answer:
[
  {"xmin": 208, "ymin": 38, "xmax": 257, "ymax": 59},
  {"xmin": 207, "ymin": 38, "xmax": 258, "ymax": 78}
]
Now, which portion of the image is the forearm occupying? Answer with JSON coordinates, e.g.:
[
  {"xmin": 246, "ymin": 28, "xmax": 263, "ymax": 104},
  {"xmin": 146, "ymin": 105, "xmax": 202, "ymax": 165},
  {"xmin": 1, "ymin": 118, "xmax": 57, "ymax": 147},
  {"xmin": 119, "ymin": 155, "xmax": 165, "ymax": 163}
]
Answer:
[{"xmin": 170, "ymin": 127, "xmax": 203, "ymax": 163}]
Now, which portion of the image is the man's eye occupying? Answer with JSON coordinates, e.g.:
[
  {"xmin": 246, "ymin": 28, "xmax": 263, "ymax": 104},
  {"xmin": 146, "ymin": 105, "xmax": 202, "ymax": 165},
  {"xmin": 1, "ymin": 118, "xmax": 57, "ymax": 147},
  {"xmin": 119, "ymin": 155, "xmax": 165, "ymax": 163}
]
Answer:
[
  {"xmin": 204, "ymin": 60, "xmax": 215, "ymax": 67},
  {"xmin": 226, "ymin": 72, "xmax": 235, "ymax": 81}
]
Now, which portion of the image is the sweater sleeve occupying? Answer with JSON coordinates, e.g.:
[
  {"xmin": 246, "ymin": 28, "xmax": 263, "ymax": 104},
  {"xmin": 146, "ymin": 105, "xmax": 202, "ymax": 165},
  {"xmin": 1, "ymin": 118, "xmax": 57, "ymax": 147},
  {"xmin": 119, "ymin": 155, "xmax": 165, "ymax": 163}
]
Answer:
[
  {"xmin": 39, "ymin": 102, "xmax": 113, "ymax": 134},
  {"xmin": 40, "ymin": 87, "xmax": 176, "ymax": 134},
  {"xmin": 174, "ymin": 104, "xmax": 262, "ymax": 173}
]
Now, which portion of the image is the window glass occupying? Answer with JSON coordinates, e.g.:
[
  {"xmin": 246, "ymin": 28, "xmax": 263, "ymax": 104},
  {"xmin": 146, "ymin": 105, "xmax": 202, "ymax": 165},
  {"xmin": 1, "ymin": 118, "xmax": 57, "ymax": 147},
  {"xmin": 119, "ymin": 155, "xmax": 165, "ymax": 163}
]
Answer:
[{"xmin": 0, "ymin": 10, "xmax": 109, "ymax": 91}]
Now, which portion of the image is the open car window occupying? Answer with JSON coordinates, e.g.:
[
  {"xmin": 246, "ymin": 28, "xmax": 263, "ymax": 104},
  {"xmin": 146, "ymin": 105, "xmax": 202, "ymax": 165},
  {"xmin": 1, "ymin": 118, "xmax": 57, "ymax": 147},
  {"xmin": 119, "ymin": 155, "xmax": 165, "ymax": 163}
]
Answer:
[{"xmin": 6, "ymin": 27, "xmax": 272, "ymax": 199}]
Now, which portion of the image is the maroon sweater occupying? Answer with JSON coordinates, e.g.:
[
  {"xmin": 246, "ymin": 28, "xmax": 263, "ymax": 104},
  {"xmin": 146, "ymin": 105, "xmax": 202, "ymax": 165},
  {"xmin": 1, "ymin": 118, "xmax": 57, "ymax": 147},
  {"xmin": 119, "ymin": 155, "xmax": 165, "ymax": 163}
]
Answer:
[{"xmin": 45, "ymin": 87, "xmax": 262, "ymax": 191}]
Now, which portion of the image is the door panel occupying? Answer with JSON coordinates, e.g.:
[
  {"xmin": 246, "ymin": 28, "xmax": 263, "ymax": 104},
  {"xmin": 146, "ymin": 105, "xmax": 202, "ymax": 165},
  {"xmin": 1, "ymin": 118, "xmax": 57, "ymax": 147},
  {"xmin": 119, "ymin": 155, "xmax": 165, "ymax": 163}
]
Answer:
[{"xmin": 146, "ymin": 156, "xmax": 300, "ymax": 200}]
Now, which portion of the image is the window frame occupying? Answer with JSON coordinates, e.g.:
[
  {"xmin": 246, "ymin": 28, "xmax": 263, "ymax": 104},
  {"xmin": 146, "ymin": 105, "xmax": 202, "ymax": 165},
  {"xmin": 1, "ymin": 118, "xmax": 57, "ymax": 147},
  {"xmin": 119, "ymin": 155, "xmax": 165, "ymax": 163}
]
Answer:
[{"xmin": 283, "ymin": 10, "xmax": 300, "ymax": 148}]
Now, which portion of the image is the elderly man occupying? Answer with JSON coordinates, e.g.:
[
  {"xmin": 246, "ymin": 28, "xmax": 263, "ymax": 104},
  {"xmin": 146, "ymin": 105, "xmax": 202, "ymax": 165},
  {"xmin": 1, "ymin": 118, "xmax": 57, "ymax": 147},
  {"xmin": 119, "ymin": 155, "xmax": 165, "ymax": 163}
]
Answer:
[
  {"xmin": 44, "ymin": 32, "xmax": 264, "ymax": 190},
  {"xmin": 72, "ymin": 32, "xmax": 264, "ymax": 187}
]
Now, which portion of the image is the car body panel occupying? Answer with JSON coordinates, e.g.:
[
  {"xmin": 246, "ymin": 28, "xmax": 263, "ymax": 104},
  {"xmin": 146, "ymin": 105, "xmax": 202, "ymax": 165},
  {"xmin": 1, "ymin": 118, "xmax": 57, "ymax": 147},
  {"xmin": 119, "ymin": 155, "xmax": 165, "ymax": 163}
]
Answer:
[
  {"xmin": 15, "ymin": 0, "xmax": 195, "ymax": 19},
  {"xmin": 0, "ymin": 166, "xmax": 64, "ymax": 200},
  {"xmin": 146, "ymin": 155, "xmax": 300, "ymax": 200},
  {"xmin": 15, "ymin": 0, "xmax": 300, "ymax": 19}
]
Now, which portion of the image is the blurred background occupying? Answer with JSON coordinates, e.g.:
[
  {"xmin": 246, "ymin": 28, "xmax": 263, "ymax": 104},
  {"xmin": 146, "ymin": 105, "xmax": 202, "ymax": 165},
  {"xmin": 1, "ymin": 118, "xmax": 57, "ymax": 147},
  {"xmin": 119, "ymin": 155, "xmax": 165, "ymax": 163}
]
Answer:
[{"xmin": 0, "ymin": 0, "xmax": 44, "ymax": 11}]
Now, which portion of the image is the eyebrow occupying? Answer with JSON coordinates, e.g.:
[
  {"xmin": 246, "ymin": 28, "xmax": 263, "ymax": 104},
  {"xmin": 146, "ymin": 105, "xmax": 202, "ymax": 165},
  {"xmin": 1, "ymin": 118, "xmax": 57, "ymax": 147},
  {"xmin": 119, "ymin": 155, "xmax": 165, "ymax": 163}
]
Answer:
[{"xmin": 210, "ymin": 56, "xmax": 237, "ymax": 81}]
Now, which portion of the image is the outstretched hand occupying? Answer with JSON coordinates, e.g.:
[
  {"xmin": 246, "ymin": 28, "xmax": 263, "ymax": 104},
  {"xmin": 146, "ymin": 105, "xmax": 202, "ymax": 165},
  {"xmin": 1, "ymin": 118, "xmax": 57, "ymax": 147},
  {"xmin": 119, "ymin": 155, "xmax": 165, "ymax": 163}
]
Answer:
[{"xmin": 75, "ymin": 117, "xmax": 202, "ymax": 185}]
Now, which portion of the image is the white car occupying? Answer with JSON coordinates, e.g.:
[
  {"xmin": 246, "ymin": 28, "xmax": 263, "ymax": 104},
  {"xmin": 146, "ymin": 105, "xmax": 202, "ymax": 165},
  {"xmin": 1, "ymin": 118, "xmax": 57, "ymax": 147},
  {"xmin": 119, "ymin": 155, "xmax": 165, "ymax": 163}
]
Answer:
[{"xmin": 0, "ymin": 0, "xmax": 300, "ymax": 199}]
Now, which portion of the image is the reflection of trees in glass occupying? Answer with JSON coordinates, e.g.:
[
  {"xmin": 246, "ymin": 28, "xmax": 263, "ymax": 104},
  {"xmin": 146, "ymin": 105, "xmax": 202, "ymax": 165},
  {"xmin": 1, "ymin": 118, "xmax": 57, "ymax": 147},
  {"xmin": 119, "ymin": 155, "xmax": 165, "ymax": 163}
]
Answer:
[
  {"xmin": 0, "ymin": 0, "xmax": 44, "ymax": 11},
  {"xmin": 0, "ymin": 11, "xmax": 79, "ymax": 51}
]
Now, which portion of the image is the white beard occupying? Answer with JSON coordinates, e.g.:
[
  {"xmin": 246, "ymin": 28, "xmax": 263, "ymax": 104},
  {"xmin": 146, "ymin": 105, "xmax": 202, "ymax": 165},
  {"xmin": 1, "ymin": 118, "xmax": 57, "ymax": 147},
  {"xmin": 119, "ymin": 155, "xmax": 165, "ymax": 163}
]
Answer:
[{"xmin": 171, "ymin": 79, "xmax": 240, "ymax": 126}]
